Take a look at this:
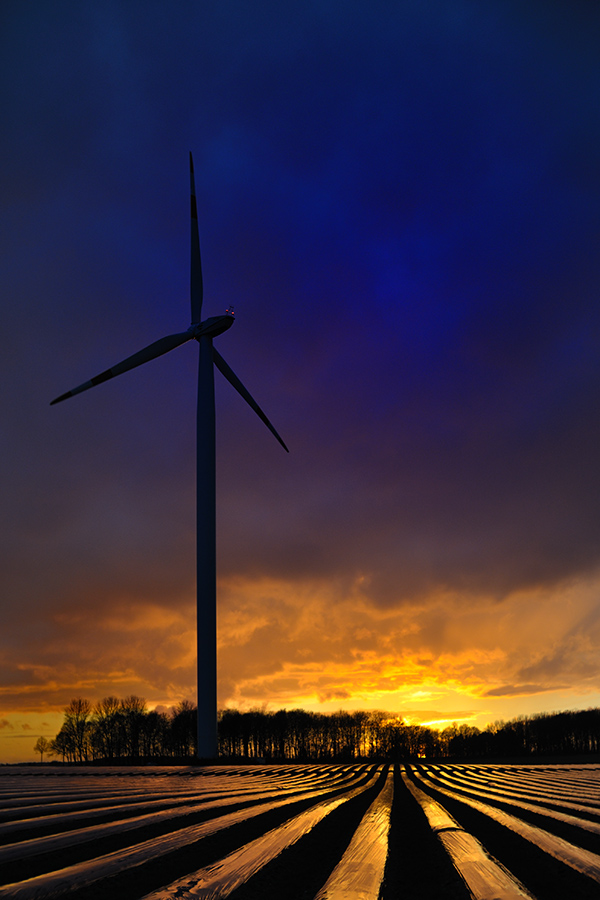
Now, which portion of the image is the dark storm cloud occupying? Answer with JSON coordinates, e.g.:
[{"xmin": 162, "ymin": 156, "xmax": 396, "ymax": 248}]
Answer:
[
  {"xmin": 483, "ymin": 684, "xmax": 563, "ymax": 698},
  {"xmin": 204, "ymin": 2, "xmax": 600, "ymax": 603},
  {"xmin": 2, "ymin": 0, "xmax": 600, "ymax": 722}
]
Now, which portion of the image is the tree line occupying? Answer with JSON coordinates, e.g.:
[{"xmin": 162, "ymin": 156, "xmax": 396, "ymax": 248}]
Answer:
[
  {"xmin": 38, "ymin": 699, "xmax": 600, "ymax": 762},
  {"xmin": 45, "ymin": 696, "xmax": 197, "ymax": 763},
  {"xmin": 219, "ymin": 707, "xmax": 600, "ymax": 760}
]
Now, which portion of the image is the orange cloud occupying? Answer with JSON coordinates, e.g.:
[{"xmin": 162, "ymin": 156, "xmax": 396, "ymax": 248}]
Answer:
[
  {"xmin": 4, "ymin": 567, "xmax": 600, "ymax": 764},
  {"xmin": 216, "ymin": 569, "xmax": 600, "ymax": 724}
]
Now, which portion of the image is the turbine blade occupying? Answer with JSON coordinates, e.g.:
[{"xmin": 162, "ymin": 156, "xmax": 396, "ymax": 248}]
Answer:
[
  {"xmin": 190, "ymin": 151, "xmax": 203, "ymax": 324},
  {"xmin": 213, "ymin": 348, "xmax": 289, "ymax": 452},
  {"xmin": 50, "ymin": 331, "xmax": 192, "ymax": 404}
]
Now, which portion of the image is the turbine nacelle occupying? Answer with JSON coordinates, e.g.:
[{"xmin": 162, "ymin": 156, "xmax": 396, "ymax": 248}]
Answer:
[
  {"xmin": 187, "ymin": 313, "xmax": 235, "ymax": 341},
  {"xmin": 51, "ymin": 155, "xmax": 288, "ymax": 759}
]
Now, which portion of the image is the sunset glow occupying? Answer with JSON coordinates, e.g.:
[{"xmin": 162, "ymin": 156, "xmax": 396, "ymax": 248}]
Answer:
[
  {"xmin": 3, "ymin": 4, "xmax": 600, "ymax": 763},
  {"xmin": 4, "ymin": 571, "xmax": 600, "ymax": 761}
]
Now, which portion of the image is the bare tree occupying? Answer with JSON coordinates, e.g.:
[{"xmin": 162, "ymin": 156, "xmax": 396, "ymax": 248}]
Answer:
[
  {"xmin": 120, "ymin": 696, "xmax": 147, "ymax": 759},
  {"xmin": 92, "ymin": 696, "xmax": 121, "ymax": 760},
  {"xmin": 63, "ymin": 698, "xmax": 92, "ymax": 762},
  {"xmin": 51, "ymin": 727, "xmax": 71, "ymax": 762},
  {"xmin": 33, "ymin": 736, "xmax": 52, "ymax": 763},
  {"xmin": 170, "ymin": 700, "xmax": 197, "ymax": 757}
]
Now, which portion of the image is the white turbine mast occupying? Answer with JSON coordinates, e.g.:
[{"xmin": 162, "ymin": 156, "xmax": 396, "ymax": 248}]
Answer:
[{"xmin": 51, "ymin": 153, "xmax": 288, "ymax": 758}]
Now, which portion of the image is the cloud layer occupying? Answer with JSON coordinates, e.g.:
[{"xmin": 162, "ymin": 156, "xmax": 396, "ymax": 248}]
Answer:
[{"xmin": 2, "ymin": 1, "xmax": 600, "ymax": 759}]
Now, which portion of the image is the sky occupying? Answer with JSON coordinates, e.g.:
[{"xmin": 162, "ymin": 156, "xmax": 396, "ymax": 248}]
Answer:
[{"xmin": 2, "ymin": 1, "xmax": 600, "ymax": 762}]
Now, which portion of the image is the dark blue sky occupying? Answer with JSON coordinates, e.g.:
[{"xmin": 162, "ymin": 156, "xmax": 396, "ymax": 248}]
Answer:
[{"xmin": 2, "ymin": 1, "xmax": 600, "ymax": 759}]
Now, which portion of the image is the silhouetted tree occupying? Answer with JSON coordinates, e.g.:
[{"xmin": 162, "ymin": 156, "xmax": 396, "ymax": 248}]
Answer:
[
  {"xmin": 62, "ymin": 698, "xmax": 92, "ymax": 762},
  {"xmin": 170, "ymin": 700, "xmax": 197, "ymax": 757},
  {"xmin": 51, "ymin": 697, "xmax": 600, "ymax": 763},
  {"xmin": 51, "ymin": 728, "xmax": 70, "ymax": 762},
  {"xmin": 33, "ymin": 736, "xmax": 52, "ymax": 762},
  {"xmin": 91, "ymin": 696, "xmax": 122, "ymax": 760},
  {"xmin": 119, "ymin": 696, "xmax": 147, "ymax": 759},
  {"xmin": 141, "ymin": 709, "xmax": 170, "ymax": 757}
]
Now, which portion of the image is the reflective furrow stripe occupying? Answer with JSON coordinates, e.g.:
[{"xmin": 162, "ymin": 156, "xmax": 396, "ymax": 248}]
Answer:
[
  {"xmin": 0, "ymin": 784, "xmax": 337, "ymax": 840},
  {"xmin": 410, "ymin": 768, "xmax": 600, "ymax": 883},
  {"xmin": 0, "ymin": 769, "xmax": 359, "ymax": 805},
  {"xmin": 139, "ymin": 768, "xmax": 384, "ymax": 900},
  {"xmin": 415, "ymin": 768, "xmax": 600, "ymax": 836},
  {"xmin": 0, "ymin": 769, "xmax": 371, "ymax": 865},
  {"xmin": 469, "ymin": 767, "xmax": 600, "ymax": 795},
  {"xmin": 0, "ymin": 771, "xmax": 363, "ymax": 834},
  {"xmin": 403, "ymin": 773, "xmax": 534, "ymax": 900},
  {"xmin": 314, "ymin": 768, "xmax": 393, "ymax": 900},
  {"xmin": 0, "ymin": 789, "xmax": 267, "ymax": 833},
  {"xmin": 0, "ymin": 769, "xmax": 379, "ymax": 900},
  {"xmin": 0, "ymin": 802, "xmax": 289, "ymax": 900},
  {"xmin": 435, "ymin": 766, "xmax": 600, "ymax": 807},
  {"xmin": 425, "ymin": 766, "xmax": 600, "ymax": 818}
]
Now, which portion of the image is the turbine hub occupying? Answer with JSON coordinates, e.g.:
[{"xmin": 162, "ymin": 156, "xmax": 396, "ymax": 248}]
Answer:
[{"xmin": 188, "ymin": 314, "xmax": 235, "ymax": 340}]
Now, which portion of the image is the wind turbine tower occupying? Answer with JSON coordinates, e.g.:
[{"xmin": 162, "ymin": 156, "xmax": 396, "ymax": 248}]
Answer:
[{"xmin": 52, "ymin": 154, "xmax": 288, "ymax": 758}]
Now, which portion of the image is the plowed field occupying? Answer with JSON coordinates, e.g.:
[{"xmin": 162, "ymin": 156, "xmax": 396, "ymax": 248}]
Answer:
[{"xmin": 2, "ymin": 762, "xmax": 600, "ymax": 898}]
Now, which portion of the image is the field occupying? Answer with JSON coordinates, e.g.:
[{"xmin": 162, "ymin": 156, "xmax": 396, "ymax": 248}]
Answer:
[{"xmin": 2, "ymin": 762, "xmax": 600, "ymax": 898}]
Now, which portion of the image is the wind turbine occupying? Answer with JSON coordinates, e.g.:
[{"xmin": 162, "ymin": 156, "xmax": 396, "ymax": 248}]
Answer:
[{"xmin": 51, "ymin": 153, "xmax": 288, "ymax": 758}]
